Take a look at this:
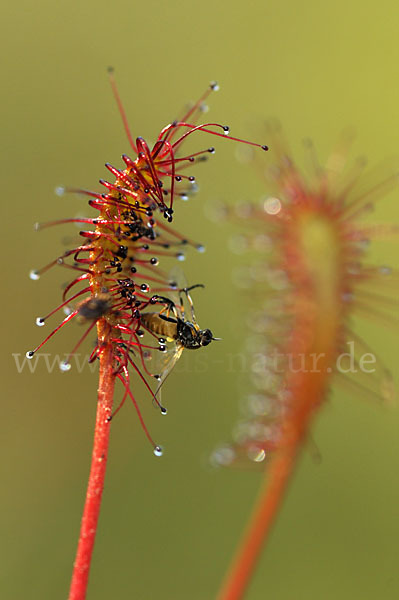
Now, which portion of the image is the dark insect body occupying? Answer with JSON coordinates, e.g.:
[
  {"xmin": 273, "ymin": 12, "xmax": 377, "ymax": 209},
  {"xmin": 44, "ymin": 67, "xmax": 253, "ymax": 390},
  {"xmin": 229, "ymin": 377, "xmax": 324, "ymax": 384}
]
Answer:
[
  {"xmin": 77, "ymin": 293, "xmax": 112, "ymax": 321},
  {"xmin": 141, "ymin": 293, "xmax": 214, "ymax": 350},
  {"xmin": 140, "ymin": 283, "xmax": 219, "ymax": 400}
]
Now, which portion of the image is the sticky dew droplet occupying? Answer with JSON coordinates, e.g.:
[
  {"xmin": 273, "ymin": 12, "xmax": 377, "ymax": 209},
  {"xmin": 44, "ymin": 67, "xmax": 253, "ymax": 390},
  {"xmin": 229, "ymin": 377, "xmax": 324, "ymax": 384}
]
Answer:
[
  {"xmin": 229, "ymin": 234, "xmax": 249, "ymax": 255},
  {"xmin": 29, "ymin": 270, "xmax": 40, "ymax": 281},
  {"xmin": 263, "ymin": 196, "xmax": 282, "ymax": 215},
  {"xmin": 248, "ymin": 447, "xmax": 266, "ymax": 463},
  {"xmin": 379, "ymin": 265, "xmax": 392, "ymax": 275},
  {"xmin": 210, "ymin": 446, "xmax": 235, "ymax": 468},
  {"xmin": 55, "ymin": 186, "xmax": 65, "ymax": 196}
]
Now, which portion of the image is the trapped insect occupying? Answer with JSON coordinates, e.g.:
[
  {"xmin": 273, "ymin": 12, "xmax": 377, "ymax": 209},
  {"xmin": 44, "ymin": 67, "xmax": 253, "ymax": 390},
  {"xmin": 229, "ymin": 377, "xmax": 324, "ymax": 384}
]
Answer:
[
  {"xmin": 140, "ymin": 270, "xmax": 220, "ymax": 401},
  {"xmin": 27, "ymin": 73, "xmax": 267, "ymax": 443},
  {"xmin": 26, "ymin": 69, "xmax": 269, "ymax": 600}
]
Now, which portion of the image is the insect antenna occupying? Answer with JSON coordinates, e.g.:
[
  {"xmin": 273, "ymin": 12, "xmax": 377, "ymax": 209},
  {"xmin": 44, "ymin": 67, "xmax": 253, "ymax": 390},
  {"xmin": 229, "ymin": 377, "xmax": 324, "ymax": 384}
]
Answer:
[{"xmin": 184, "ymin": 283, "xmax": 205, "ymax": 292}]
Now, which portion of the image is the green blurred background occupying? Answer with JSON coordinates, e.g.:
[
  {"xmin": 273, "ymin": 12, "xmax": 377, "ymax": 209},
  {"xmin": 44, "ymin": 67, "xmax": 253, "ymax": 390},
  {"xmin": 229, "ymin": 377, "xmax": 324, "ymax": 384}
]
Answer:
[{"xmin": 2, "ymin": 1, "xmax": 399, "ymax": 599}]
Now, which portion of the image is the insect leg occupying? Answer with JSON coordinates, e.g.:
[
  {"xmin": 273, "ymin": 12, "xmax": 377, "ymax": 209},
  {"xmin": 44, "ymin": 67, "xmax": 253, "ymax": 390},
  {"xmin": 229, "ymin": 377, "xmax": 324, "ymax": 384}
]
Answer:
[
  {"xmin": 153, "ymin": 295, "xmax": 179, "ymax": 319},
  {"xmin": 181, "ymin": 284, "xmax": 204, "ymax": 322}
]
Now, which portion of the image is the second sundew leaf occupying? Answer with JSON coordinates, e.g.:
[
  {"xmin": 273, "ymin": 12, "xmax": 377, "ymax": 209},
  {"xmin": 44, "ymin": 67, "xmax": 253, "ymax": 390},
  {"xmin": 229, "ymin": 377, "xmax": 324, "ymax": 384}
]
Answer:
[{"xmin": 214, "ymin": 129, "xmax": 398, "ymax": 600}]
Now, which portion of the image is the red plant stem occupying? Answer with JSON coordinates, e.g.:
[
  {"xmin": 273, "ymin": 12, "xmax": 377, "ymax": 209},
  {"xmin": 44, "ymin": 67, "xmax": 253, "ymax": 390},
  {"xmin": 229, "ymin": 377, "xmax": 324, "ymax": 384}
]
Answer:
[
  {"xmin": 216, "ymin": 428, "xmax": 305, "ymax": 600},
  {"xmin": 68, "ymin": 332, "xmax": 115, "ymax": 600},
  {"xmin": 217, "ymin": 206, "xmax": 346, "ymax": 600}
]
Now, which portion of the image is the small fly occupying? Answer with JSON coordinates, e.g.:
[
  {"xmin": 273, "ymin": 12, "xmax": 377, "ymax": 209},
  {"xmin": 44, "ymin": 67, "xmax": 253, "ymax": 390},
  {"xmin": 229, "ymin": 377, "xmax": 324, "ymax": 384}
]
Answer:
[{"xmin": 140, "ymin": 272, "xmax": 220, "ymax": 401}]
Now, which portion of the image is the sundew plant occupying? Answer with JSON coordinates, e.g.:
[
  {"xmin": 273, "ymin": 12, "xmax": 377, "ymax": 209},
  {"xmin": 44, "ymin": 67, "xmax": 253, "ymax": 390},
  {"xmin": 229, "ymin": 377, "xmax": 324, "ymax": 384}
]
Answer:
[
  {"xmin": 212, "ymin": 126, "xmax": 398, "ymax": 600},
  {"xmin": 27, "ymin": 71, "xmax": 267, "ymax": 600}
]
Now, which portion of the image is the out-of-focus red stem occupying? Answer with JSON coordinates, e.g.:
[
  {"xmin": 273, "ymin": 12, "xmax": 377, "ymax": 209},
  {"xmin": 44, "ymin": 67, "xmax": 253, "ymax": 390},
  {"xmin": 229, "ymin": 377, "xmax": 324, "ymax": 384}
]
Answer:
[
  {"xmin": 216, "ymin": 197, "xmax": 347, "ymax": 600},
  {"xmin": 68, "ymin": 334, "xmax": 115, "ymax": 600},
  {"xmin": 216, "ymin": 429, "xmax": 304, "ymax": 600}
]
